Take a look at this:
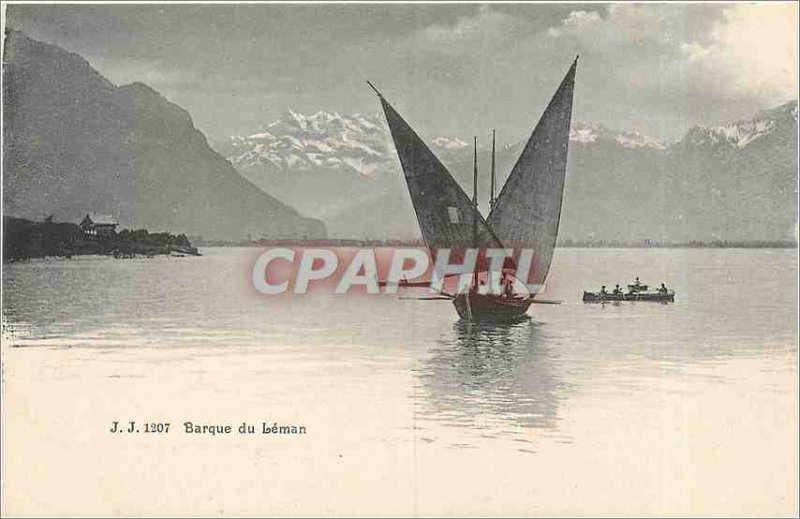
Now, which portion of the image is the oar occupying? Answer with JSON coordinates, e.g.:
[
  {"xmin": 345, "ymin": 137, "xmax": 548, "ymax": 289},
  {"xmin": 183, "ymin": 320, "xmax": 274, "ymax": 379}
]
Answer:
[
  {"xmin": 378, "ymin": 281, "xmax": 433, "ymax": 288},
  {"xmin": 531, "ymin": 299, "xmax": 562, "ymax": 305},
  {"xmin": 398, "ymin": 296, "xmax": 452, "ymax": 301}
]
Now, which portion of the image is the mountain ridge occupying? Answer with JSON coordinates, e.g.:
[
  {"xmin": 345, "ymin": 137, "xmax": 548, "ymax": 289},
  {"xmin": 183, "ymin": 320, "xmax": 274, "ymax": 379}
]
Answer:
[
  {"xmin": 224, "ymin": 100, "xmax": 798, "ymax": 169},
  {"xmin": 678, "ymin": 100, "xmax": 797, "ymax": 150},
  {"xmin": 3, "ymin": 29, "xmax": 326, "ymax": 240},
  {"xmin": 218, "ymin": 100, "xmax": 798, "ymax": 242}
]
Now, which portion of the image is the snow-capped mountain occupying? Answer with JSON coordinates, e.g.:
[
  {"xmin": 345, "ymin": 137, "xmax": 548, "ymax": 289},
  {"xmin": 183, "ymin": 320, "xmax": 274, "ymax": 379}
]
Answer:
[
  {"xmin": 569, "ymin": 121, "xmax": 667, "ymax": 150},
  {"xmin": 225, "ymin": 110, "xmax": 473, "ymax": 179},
  {"xmin": 219, "ymin": 101, "xmax": 797, "ymax": 242},
  {"xmin": 227, "ymin": 110, "xmax": 393, "ymax": 178},
  {"xmin": 679, "ymin": 100, "xmax": 797, "ymax": 149},
  {"xmin": 224, "ymin": 112, "xmax": 668, "ymax": 177}
]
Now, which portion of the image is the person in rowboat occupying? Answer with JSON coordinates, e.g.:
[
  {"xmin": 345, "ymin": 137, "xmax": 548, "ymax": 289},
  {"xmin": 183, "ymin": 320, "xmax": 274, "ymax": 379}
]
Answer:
[
  {"xmin": 658, "ymin": 283, "xmax": 668, "ymax": 295},
  {"xmin": 612, "ymin": 284, "xmax": 623, "ymax": 295}
]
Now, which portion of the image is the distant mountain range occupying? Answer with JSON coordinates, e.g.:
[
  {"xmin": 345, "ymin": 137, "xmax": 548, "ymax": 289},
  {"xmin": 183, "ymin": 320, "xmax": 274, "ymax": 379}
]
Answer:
[
  {"xmin": 4, "ymin": 29, "xmax": 794, "ymax": 245},
  {"xmin": 214, "ymin": 110, "xmax": 470, "ymax": 234},
  {"xmin": 2, "ymin": 30, "xmax": 325, "ymax": 241},
  {"xmin": 219, "ymin": 100, "xmax": 798, "ymax": 242}
]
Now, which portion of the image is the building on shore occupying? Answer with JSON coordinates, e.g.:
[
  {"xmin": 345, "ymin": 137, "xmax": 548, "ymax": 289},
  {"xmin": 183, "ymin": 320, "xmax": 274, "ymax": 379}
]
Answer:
[{"xmin": 78, "ymin": 213, "xmax": 118, "ymax": 239}]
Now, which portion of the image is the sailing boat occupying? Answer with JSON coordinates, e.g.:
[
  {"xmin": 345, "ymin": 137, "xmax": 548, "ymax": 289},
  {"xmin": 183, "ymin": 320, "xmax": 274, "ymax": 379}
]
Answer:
[{"xmin": 369, "ymin": 57, "xmax": 577, "ymax": 320}]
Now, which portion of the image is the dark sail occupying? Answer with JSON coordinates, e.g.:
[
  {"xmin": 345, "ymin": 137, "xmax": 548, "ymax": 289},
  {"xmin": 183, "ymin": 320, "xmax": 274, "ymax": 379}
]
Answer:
[
  {"xmin": 487, "ymin": 58, "xmax": 577, "ymax": 286},
  {"xmin": 371, "ymin": 85, "xmax": 506, "ymax": 260}
]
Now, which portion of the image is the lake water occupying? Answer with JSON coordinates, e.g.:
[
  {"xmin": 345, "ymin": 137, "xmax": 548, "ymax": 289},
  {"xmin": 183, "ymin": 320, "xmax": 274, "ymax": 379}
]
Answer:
[{"xmin": 2, "ymin": 247, "xmax": 797, "ymax": 516}]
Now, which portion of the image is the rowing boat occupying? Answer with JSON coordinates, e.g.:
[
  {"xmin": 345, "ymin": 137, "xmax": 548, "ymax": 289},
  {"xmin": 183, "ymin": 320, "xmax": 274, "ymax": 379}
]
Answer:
[{"xmin": 582, "ymin": 291, "xmax": 674, "ymax": 303}]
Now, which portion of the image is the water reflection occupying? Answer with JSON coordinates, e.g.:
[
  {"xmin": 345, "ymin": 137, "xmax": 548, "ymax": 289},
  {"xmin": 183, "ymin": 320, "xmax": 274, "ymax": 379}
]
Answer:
[{"xmin": 414, "ymin": 317, "xmax": 569, "ymax": 432}]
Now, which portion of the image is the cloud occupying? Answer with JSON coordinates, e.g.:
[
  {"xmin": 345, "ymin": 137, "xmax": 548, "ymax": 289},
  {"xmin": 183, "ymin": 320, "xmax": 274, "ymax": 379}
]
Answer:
[
  {"xmin": 530, "ymin": 3, "xmax": 797, "ymax": 137},
  {"xmin": 406, "ymin": 5, "xmax": 525, "ymax": 56},
  {"xmin": 547, "ymin": 5, "xmax": 712, "ymax": 54},
  {"xmin": 682, "ymin": 3, "xmax": 799, "ymax": 103},
  {"xmin": 544, "ymin": 3, "xmax": 798, "ymax": 103},
  {"xmin": 10, "ymin": 4, "xmax": 794, "ymax": 143},
  {"xmin": 381, "ymin": 5, "xmax": 532, "ymax": 94},
  {"xmin": 362, "ymin": 3, "xmax": 797, "ymax": 140},
  {"xmin": 549, "ymin": 10, "xmax": 602, "ymax": 36},
  {"xmin": 679, "ymin": 42, "xmax": 710, "ymax": 63},
  {"xmin": 564, "ymin": 10, "xmax": 602, "ymax": 30}
]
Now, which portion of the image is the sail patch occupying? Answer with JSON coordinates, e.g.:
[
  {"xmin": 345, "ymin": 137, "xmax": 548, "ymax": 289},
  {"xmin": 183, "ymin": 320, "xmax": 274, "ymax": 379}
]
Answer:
[{"xmin": 447, "ymin": 207, "xmax": 461, "ymax": 224}]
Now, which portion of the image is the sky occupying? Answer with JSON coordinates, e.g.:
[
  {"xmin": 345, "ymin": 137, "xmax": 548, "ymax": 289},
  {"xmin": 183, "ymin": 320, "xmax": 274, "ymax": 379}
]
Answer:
[{"xmin": 5, "ymin": 2, "xmax": 799, "ymax": 144}]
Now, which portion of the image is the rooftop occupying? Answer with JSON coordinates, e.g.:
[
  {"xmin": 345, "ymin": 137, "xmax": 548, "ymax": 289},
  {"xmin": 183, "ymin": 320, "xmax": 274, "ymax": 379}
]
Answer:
[{"xmin": 82, "ymin": 212, "xmax": 118, "ymax": 226}]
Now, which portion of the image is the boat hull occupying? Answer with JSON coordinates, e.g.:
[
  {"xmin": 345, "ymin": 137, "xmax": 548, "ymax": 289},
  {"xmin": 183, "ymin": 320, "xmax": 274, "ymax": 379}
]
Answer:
[
  {"xmin": 452, "ymin": 292, "xmax": 532, "ymax": 321},
  {"xmin": 583, "ymin": 291, "xmax": 674, "ymax": 303}
]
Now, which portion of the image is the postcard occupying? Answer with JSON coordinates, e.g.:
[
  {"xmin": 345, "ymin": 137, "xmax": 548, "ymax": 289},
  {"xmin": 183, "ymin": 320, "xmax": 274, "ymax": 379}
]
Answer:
[{"xmin": 2, "ymin": 2, "xmax": 798, "ymax": 516}]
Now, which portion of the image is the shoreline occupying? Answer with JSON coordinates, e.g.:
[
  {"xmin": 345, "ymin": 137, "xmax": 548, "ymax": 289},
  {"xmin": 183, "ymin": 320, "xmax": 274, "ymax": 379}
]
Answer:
[{"xmin": 192, "ymin": 240, "xmax": 799, "ymax": 250}]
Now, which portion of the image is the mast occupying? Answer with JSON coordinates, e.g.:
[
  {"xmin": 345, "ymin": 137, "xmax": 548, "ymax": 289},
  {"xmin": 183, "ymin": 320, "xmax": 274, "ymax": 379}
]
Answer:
[
  {"xmin": 490, "ymin": 129, "xmax": 496, "ymax": 209},
  {"xmin": 472, "ymin": 136, "xmax": 479, "ymax": 289},
  {"xmin": 473, "ymin": 136, "xmax": 478, "ymax": 212}
]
